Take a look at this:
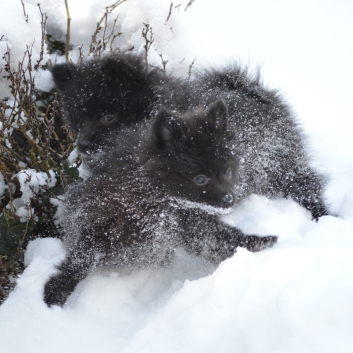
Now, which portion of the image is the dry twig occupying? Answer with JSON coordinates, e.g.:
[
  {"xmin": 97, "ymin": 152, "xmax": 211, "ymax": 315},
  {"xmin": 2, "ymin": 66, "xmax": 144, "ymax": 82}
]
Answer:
[
  {"xmin": 188, "ymin": 58, "xmax": 196, "ymax": 79},
  {"xmin": 166, "ymin": 2, "xmax": 173, "ymax": 23},
  {"xmin": 185, "ymin": 0, "xmax": 195, "ymax": 12},
  {"xmin": 64, "ymin": 0, "xmax": 71, "ymax": 61},
  {"xmin": 34, "ymin": 4, "xmax": 48, "ymax": 70},
  {"xmin": 142, "ymin": 23, "xmax": 154, "ymax": 71},
  {"xmin": 89, "ymin": 0, "xmax": 127, "ymax": 56},
  {"xmin": 20, "ymin": 0, "xmax": 28, "ymax": 23},
  {"xmin": 159, "ymin": 54, "xmax": 168, "ymax": 71}
]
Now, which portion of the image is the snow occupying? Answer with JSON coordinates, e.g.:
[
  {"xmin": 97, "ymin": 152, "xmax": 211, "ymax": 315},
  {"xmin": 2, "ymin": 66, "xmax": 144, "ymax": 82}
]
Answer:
[
  {"xmin": 1, "ymin": 202, "xmax": 353, "ymax": 353},
  {"xmin": 10, "ymin": 169, "xmax": 56, "ymax": 222},
  {"xmin": 15, "ymin": 168, "xmax": 56, "ymax": 203},
  {"xmin": 0, "ymin": 1, "xmax": 50, "ymax": 97},
  {"xmin": 1, "ymin": 0, "xmax": 353, "ymax": 352},
  {"xmin": 0, "ymin": 172, "xmax": 6, "ymax": 201}
]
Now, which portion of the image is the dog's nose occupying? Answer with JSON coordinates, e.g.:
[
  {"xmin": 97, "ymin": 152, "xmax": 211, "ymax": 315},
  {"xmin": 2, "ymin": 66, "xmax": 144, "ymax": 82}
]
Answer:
[
  {"xmin": 221, "ymin": 193, "xmax": 234, "ymax": 206},
  {"xmin": 77, "ymin": 139, "xmax": 91, "ymax": 154}
]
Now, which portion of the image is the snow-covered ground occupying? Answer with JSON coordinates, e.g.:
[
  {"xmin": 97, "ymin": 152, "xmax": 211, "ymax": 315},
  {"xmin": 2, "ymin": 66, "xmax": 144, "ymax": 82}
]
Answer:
[{"xmin": 1, "ymin": 1, "xmax": 353, "ymax": 352}]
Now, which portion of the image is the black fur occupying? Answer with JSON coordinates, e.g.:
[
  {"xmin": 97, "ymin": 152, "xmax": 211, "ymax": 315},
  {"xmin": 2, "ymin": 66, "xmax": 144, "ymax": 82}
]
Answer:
[
  {"xmin": 44, "ymin": 100, "xmax": 277, "ymax": 307},
  {"xmin": 168, "ymin": 63, "xmax": 328, "ymax": 220},
  {"xmin": 70, "ymin": 58, "xmax": 327, "ymax": 220},
  {"xmin": 52, "ymin": 54, "xmax": 328, "ymax": 219},
  {"xmin": 51, "ymin": 53, "xmax": 188, "ymax": 156}
]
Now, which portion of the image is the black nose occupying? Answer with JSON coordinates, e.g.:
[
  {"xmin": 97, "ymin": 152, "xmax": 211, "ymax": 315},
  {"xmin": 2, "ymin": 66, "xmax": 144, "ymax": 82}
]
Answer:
[
  {"xmin": 221, "ymin": 193, "xmax": 234, "ymax": 206},
  {"xmin": 77, "ymin": 139, "xmax": 91, "ymax": 154}
]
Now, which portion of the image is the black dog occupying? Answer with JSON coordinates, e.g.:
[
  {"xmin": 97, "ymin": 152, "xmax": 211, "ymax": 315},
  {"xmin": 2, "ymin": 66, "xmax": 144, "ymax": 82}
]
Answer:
[{"xmin": 44, "ymin": 100, "xmax": 278, "ymax": 307}]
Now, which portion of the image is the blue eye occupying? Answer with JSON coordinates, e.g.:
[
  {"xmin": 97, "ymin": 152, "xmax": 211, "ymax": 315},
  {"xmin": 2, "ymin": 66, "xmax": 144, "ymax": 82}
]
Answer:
[
  {"xmin": 194, "ymin": 175, "xmax": 208, "ymax": 186},
  {"xmin": 225, "ymin": 167, "xmax": 232, "ymax": 179}
]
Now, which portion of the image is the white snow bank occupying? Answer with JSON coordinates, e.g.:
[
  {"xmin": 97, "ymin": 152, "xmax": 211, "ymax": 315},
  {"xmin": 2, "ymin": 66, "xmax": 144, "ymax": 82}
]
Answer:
[{"xmin": 1, "ymin": 197, "xmax": 353, "ymax": 353}]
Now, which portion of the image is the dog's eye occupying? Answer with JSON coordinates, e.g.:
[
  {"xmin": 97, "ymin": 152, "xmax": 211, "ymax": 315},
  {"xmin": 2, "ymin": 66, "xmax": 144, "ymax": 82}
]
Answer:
[
  {"xmin": 225, "ymin": 167, "xmax": 232, "ymax": 179},
  {"xmin": 193, "ymin": 175, "xmax": 208, "ymax": 186},
  {"xmin": 101, "ymin": 115, "xmax": 117, "ymax": 123}
]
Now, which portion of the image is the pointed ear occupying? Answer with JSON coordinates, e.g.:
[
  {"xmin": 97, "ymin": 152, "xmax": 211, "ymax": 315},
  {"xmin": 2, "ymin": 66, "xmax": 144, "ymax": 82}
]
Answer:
[
  {"xmin": 152, "ymin": 109, "xmax": 182, "ymax": 147},
  {"xmin": 207, "ymin": 99, "xmax": 228, "ymax": 131},
  {"xmin": 51, "ymin": 63, "xmax": 76, "ymax": 92}
]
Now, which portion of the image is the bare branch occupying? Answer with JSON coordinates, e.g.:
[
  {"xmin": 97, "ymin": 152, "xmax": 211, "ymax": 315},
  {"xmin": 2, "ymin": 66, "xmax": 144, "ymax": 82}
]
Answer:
[
  {"xmin": 20, "ymin": 0, "xmax": 28, "ymax": 23},
  {"xmin": 34, "ymin": 4, "xmax": 48, "ymax": 70},
  {"xmin": 188, "ymin": 58, "xmax": 196, "ymax": 79},
  {"xmin": 142, "ymin": 23, "xmax": 154, "ymax": 71},
  {"xmin": 64, "ymin": 0, "xmax": 71, "ymax": 62},
  {"xmin": 159, "ymin": 53, "xmax": 168, "ymax": 71},
  {"xmin": 185, "ymin": 0, "xmax": 195, "ymax": 12},
  {"xmin": 89, "ymin": 0, "xmax": 127, "ymax": 56},
  {"xmin": 166, "ymin": 2, "xmax": 173, "ymax": 23},
  {"xmin": 77, "ymin": 43, "xmax": 85, "ymax": 64}
]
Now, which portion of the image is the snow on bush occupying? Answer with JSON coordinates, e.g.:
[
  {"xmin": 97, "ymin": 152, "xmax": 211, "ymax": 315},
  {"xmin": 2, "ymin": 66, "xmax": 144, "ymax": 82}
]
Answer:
[
  {"xmin": 15, "ymin": 169, "xmax": 56, "ymax": 204},
  {"xmin": 0, "ymin": 1, "xmax": 50, "ymax": 97},
  {"xmin": 24, "ymin": 0, "xmax": 197, "ymax": 75},
  {"xmin": 13, "ymin": 169, "xmax": 56, "ymax": 221}
]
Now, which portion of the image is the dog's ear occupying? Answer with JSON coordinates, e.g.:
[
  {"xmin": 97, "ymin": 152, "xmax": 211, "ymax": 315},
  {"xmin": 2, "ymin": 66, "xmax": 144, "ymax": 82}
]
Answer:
[
  {"xmin": 152, "ymin": 109, "xmax": 183, "ymax": 148},
  {"xmin": 206, "ymin": 99, "xmax": 228, "ymax": 131},
  {"xmin": 51, "ymin": 63, "xmax": 77, "ymax": 92}
]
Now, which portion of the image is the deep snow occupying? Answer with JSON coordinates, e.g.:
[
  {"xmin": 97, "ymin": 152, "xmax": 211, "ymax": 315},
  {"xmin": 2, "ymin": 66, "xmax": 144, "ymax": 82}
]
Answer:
[{"xmin": 1, "ymin": 1, "xmax": 353, "ymax": 352}]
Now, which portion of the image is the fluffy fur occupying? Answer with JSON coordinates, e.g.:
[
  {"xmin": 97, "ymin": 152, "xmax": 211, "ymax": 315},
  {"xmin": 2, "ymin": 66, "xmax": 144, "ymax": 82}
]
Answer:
[
  {"xmin": 52, "ymin": 55, "xmax": 327, "ymax": 220},
  {"xmin": 51, "ymin": 53, "xmax": 188, "ymax": 156},
  {"xmin": 44, "ymin": 100, "xmax": 277, "ymax": 307},
  {"xmin": 191, "ymin": 63, "xmax": 328, "ymax": 220}
]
